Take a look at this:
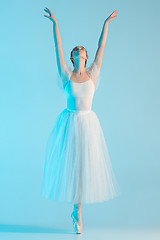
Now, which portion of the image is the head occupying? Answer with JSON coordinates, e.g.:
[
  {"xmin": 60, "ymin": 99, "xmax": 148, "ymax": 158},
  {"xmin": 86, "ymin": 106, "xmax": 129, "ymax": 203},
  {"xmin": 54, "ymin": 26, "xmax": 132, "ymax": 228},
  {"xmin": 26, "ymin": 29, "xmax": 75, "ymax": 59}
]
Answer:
[{"xmin": 70, "ymin": 46, "xmax": 88, "ymax": 69}]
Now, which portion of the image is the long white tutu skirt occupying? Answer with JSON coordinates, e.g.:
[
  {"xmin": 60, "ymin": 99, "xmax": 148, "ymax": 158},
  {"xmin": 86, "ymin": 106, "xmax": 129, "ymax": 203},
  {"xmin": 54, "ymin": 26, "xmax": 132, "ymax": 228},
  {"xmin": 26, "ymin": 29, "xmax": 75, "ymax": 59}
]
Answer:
[{"xmin": 40, "ymin": 108, "xmax": 121, "ymax": 204}]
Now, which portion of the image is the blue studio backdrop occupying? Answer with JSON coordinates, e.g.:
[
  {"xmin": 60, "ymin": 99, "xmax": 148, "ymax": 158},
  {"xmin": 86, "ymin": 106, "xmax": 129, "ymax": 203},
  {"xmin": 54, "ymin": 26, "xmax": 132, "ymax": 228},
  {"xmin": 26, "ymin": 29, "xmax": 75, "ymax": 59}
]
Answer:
[{"xmin": 0, "ymin": 0, "xmax": 160, "ymax": 231}]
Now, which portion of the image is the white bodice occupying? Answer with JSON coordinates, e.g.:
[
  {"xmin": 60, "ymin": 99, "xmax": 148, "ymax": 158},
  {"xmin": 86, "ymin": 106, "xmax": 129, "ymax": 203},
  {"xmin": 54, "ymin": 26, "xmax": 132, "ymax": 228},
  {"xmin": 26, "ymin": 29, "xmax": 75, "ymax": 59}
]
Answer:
[
  {"xmin": 64, "ymin": 78, "xmax": 95, "ymax": 112},
  {"xmin": 58, "ymin": 62, "xmax": 100, "ymax": 112}
]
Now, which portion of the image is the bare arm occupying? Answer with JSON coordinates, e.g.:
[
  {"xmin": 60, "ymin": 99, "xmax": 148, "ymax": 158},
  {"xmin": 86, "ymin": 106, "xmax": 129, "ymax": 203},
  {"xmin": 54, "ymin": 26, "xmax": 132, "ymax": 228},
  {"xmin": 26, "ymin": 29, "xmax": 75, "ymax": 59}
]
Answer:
[
  {"xmin": 92, "ymin": 10, "xmax": 118, "ymax": 70},
  {"xmin": 44, "ymin": 7, "xmax": 66, "ymax": 76},
  {"xmin": 53, "ymin": 21, "xmax": 65, "ymax": 74}
]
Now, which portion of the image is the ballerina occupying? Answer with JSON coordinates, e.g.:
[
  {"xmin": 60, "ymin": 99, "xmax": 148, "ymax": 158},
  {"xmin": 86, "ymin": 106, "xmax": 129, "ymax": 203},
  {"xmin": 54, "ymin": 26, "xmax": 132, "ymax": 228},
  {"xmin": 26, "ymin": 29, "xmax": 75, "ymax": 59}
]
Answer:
[{"xmin": 41, "ymin": 7, "xmax": 120, "ymax": 234}]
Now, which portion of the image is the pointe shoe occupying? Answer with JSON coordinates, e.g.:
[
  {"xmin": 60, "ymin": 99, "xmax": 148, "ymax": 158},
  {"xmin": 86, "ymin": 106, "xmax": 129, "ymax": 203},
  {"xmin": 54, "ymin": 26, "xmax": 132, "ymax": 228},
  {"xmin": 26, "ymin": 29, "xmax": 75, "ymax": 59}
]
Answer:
[{"xmin": 71, "ymin": 211, "xmax": 83, "ymax": 234}]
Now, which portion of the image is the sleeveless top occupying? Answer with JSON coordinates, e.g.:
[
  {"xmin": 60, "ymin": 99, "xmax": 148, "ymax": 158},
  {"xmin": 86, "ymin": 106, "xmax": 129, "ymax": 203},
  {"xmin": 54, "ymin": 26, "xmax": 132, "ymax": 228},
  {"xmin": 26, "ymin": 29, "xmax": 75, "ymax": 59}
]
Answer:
[{"xmin": 57, "ymin": 62, "xmax": 100, "ymax": 112}]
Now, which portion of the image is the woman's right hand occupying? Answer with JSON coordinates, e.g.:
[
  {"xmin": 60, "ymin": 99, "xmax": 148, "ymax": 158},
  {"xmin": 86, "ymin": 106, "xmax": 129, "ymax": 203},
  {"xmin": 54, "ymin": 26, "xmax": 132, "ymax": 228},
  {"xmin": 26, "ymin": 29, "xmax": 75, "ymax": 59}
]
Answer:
[{"xmin": 44, "ymin": 7, "xmax": 57, "ymax": 23}]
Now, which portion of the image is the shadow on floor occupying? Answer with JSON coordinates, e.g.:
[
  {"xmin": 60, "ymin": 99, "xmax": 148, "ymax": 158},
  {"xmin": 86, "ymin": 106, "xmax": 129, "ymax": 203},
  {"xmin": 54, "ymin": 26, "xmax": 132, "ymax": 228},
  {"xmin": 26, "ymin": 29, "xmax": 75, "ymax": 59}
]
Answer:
[{"xmin": 0, "ymin": 225, "xmax": 74, "ymax": 234}]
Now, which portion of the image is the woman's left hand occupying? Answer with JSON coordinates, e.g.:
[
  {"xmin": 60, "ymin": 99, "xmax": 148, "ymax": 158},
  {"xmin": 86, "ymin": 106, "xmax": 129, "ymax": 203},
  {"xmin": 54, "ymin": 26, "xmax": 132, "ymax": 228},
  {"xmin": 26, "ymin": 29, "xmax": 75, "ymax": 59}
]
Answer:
[{"xmin": 105, "ymin": 10, "xmax": 118, "ymax": 23}]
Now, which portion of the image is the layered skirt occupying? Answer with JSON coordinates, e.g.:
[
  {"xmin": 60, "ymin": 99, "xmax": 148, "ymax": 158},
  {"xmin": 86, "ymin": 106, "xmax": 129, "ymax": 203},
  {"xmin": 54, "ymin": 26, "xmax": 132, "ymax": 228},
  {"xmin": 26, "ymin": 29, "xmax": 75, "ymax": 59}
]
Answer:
[{"xmin": 40, "ymin": 108, "xmax": 121, "ymax": 204}]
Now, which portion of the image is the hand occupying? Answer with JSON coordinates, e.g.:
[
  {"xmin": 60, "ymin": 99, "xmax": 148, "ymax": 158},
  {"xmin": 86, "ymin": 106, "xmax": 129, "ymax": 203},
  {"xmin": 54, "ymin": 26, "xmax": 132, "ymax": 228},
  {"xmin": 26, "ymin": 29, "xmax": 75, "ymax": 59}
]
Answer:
[
  {"xmin": 44, "ymin": 7, "xmax": 57, "ymax": 23},
  {"xmin": 105, "ymin": 10, "xmax": 118, "ymax": 24}
]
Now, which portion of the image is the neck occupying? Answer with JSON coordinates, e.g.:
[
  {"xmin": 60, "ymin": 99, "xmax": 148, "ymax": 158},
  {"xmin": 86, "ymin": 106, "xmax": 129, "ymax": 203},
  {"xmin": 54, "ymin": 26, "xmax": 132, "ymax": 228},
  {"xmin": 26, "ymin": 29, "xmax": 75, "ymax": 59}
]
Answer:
[{"xmin": 73, "ymin": 63, "xmax": 86, "ymax": 75}]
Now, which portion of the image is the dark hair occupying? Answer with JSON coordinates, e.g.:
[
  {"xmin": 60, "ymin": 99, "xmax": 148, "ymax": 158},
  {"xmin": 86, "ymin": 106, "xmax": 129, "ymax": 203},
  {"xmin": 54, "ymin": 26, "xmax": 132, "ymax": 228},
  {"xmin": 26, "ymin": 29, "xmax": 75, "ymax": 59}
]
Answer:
[{"xmin": 70, "ymin": 46, "xmax": 88, "ymax": 68}]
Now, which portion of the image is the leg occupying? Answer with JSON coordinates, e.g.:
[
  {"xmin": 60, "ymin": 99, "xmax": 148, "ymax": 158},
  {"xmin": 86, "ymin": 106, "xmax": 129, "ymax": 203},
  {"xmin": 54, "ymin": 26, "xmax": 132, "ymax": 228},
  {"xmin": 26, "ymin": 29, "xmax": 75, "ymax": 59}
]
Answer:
[
  {"xmin": 73, "ymin": 203, "xmax": 82, "ymax": 222},
  {"xmin": 71, "ymin": 202, "xmax": 83, "ymax": 234}
]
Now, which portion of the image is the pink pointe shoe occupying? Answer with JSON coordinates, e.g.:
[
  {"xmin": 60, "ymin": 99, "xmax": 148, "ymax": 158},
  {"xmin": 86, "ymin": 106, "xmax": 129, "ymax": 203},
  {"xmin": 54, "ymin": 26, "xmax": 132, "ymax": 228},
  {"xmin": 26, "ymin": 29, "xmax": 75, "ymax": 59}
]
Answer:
[{"xmin": 71, "ymin": 211, "xmax": 83, "ymax": 234}]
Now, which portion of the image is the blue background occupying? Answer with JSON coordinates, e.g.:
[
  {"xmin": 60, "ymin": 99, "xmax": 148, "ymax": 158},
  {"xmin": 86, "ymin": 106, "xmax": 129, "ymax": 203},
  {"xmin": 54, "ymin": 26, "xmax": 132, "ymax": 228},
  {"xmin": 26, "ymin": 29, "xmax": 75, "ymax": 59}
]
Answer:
[{"xmin": 0, "ymin": 0, "xmax": 160, "ymax": 231}]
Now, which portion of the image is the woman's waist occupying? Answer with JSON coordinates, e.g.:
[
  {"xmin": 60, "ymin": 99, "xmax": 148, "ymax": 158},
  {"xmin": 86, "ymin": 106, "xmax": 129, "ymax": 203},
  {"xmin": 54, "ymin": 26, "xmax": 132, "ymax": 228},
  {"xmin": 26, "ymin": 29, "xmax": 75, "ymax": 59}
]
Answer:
[
  {"xmin": 66, "ymin": 108, "xmax": 92, "ymax": 113},
  {"xmin": 66, "ymin": 98, "xmax": 92, "ymax": 112}
]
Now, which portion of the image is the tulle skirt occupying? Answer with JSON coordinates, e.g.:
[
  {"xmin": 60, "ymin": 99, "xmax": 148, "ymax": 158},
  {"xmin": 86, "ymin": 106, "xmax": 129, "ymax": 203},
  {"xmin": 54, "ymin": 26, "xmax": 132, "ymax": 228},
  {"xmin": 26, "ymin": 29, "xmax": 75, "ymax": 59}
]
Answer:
[{"xmin": 40, "ymin": 108, "xmax": 121, "ymax": 204}]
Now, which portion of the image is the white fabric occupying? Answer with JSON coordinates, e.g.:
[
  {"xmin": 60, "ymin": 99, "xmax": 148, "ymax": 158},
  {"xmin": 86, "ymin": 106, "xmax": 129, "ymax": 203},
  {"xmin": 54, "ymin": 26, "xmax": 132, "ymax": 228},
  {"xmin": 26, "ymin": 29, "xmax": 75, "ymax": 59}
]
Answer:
[
  {"xmin": 40, "ymin": 64, "xmax": 121, "ymax": 204},
  {"xmin": 56, "ymin": 62, "xmax": 100, "ymax": 92}
]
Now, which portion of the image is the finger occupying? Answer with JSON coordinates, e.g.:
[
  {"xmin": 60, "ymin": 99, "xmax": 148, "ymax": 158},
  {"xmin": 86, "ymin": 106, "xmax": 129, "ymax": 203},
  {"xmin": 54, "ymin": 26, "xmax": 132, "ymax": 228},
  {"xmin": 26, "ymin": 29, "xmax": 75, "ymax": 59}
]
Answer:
[
  {"xmin": 112, "ymin": 11, "xmax": 118, "ymax": 16},
  {"xmin": 44, "ymin": 7, "xmax": 49, "ymax": 11},
  {"xmin": 44, "ymin": 8, "xmax": 50, "ymax": 13},
  {"xmin": 45, "ymin": 7, "xmax": 51, "ymax": 12},
  {"xmin": 44, "ymin": 15, "xmax": 51, "ymax": 18},
  {"xmin": 44, "ymin": 9, "xmax": 50, "ymax": 15},
  {"xmin": 111, "ymin": 16, "xmax": 117, "ymax": 20},
  {"xmin": 112, "ymin": 10, "xmax": 118, "ymax": 14},
  {"xmin": 111, "ymin": 13, "xmax": 118, "ymax": 18}
]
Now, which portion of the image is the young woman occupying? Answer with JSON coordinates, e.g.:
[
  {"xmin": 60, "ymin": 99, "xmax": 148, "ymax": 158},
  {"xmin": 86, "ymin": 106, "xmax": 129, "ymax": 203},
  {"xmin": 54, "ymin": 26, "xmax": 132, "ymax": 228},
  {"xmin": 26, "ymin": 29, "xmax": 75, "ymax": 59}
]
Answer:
[{"xmin": 41, "ymin": 7, "xmax": 121, "ymax": 234}]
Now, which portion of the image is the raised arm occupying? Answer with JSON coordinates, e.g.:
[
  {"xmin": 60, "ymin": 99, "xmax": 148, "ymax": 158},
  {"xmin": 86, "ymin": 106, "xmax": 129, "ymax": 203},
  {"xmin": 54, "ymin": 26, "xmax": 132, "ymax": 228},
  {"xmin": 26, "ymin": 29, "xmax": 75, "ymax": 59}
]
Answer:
[
  {"xmin": 92, "ymin": 10, "xmax": 118, "ymax": 70},
  {"xmin": 44, "ymin": 7, "xmax": 66, "ymax": 77}
]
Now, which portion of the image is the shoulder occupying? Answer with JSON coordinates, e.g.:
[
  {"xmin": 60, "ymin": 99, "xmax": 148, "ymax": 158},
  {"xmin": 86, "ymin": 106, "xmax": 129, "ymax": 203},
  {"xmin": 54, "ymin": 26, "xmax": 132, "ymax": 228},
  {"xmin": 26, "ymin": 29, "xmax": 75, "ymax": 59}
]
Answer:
[
  {"xmin": 59, "ymin": 63, "xmax": 72, "ymax": 90},
  {"xmin": 87, "ymin": 61, "xmax": 100, "ymax": 83},
  {"xmin": 86, "ymin": 61, "xmax": 101, "ymax": 91},
  {"xmin": 87, "ymin": 61, "xmax": 100, "ymax": 74}
]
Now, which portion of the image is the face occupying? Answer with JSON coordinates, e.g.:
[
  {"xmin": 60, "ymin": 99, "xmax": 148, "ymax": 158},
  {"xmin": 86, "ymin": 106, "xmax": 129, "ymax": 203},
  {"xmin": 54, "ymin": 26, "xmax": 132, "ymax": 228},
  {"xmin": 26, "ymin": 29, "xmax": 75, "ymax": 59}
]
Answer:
[{"xmin": 72, "ymin": 46, "xmax": 87, "ymax": 61}]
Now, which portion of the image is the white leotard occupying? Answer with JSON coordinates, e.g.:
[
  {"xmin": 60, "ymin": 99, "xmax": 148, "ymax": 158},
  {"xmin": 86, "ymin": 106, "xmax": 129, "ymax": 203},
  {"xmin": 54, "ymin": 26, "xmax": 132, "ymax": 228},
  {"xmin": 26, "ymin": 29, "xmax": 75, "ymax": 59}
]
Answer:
[{"xmin": 57, "ymin": 62, "xmax": 100, "ymax": 112}]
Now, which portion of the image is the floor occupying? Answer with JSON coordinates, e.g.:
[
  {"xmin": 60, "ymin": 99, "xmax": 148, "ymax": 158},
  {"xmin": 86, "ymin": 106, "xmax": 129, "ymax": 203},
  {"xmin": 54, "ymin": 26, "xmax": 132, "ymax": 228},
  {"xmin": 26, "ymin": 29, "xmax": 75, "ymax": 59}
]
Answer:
[{"xmin": 0, "ymin": 227, "xmax": 160, "ymax": 240}]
